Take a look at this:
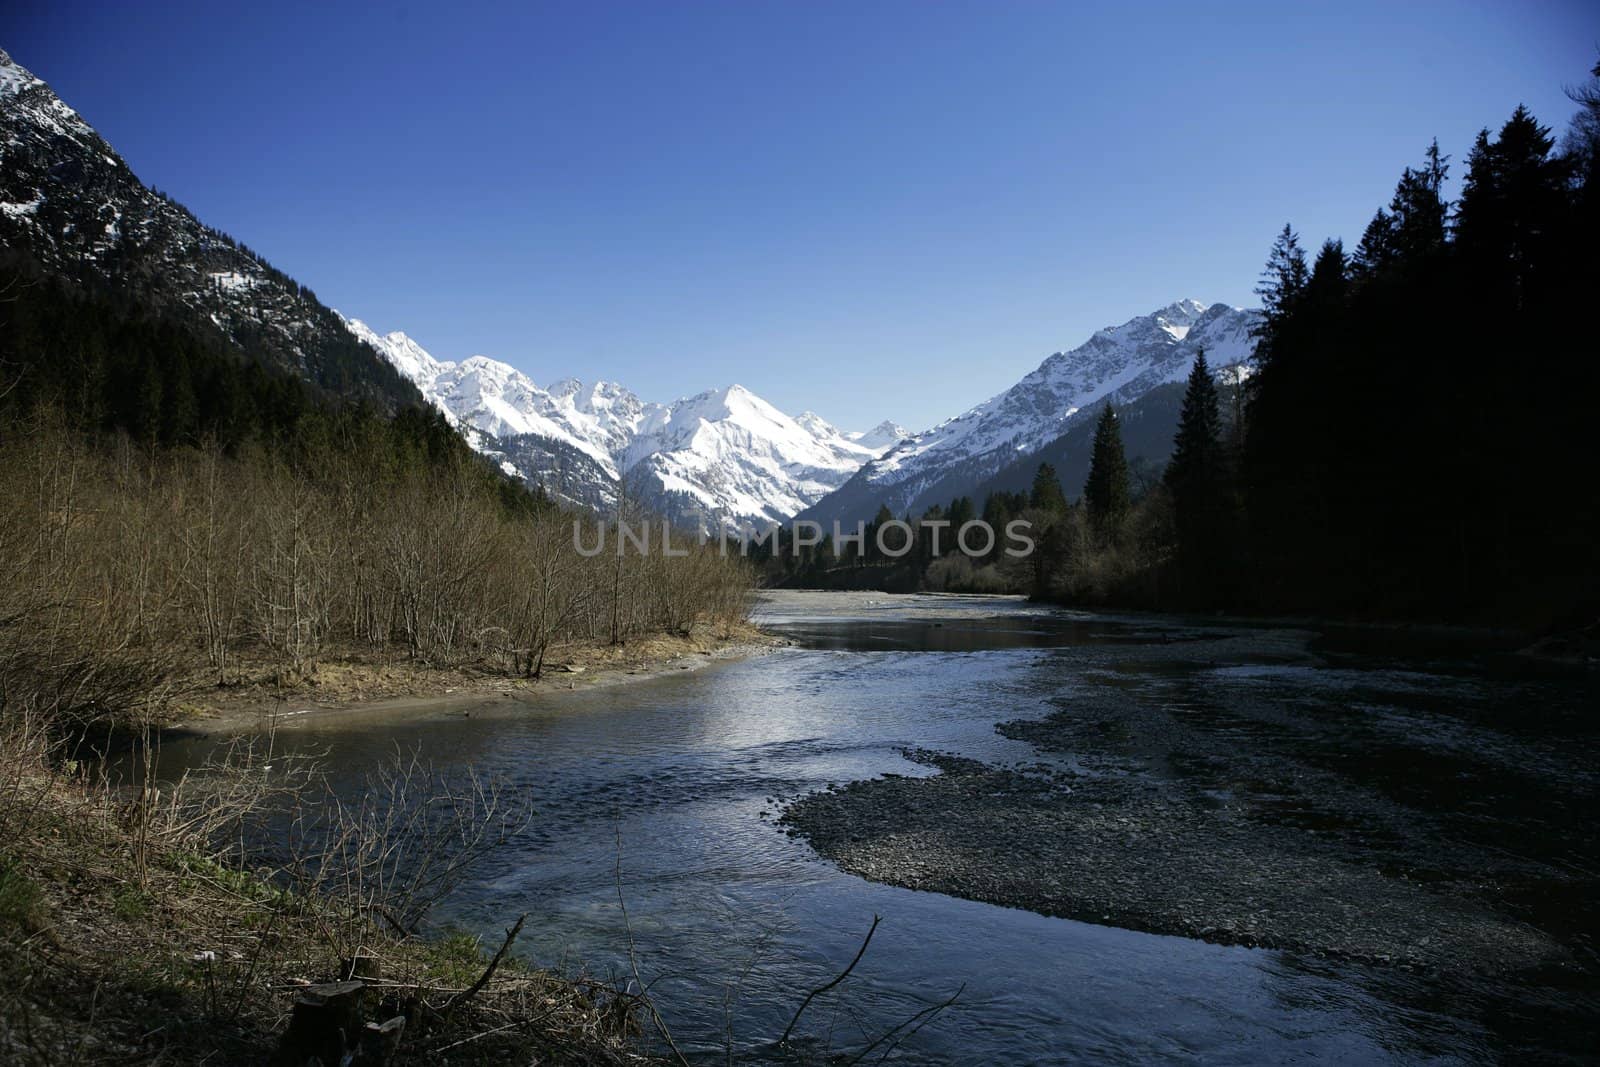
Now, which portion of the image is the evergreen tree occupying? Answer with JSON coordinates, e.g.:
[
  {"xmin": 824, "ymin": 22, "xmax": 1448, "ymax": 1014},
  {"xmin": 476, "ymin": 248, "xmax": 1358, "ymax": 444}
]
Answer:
[
  {"xmin": 867, "ymin": 503, "xmax": 893, "ymax": 561},
  {"xmin": 161, "ymin": 347, "xmax": 199, "ymax": 444},
  {"xmin": 980, "ymin": 490, "xmax": 1028, "ymax": 564},
  {"xmin": 918, "ymin": 503, "xmax": 945, "ymax": 568},
  {"xmin": 1306, "ymin": 239, "xmax": 1349, "ymax": 309},
  {"xmin": 1352, "ymin": 208, "xmax": 1399, "ymax": 277},
  {"xmin": 1165, "ymin": 351, "xmax": 1223, "ymax": 505},
  {"xmin": 1165, "ymin": 350, "xmax": 1229, "ymax": 598},
  {"xmin": 1253, "ymin": 224, "xmax": 1309, "ymax": 365},
  {"xmin": 1029, "ymin": 462, "xmax": 1068, "ymax": 514},
  {"xmin": 1083, "ymin": 405, "xmax": 1130, "ymax": 529},
  {"xmin": 1456, "ymin": 106, "xmax": 1568, "ymax": 303},
  {"xmin": 1389, "ymin": 139, "xmax": 1451, "ymax": 259},
  {"xmin": 132, "ymin": 354, "xmax": 164, "ymax": 444},
  {"xmin": 1241, "ymin": 90, "xmax": 1596, "ymax": 620}
]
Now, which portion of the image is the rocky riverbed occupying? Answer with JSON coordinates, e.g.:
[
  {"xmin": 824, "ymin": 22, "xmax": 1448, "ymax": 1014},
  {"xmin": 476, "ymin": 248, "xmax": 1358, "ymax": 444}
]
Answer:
[{"xmin": 781, "ymin": 622, "xmax": 1599, "ymax": 977}]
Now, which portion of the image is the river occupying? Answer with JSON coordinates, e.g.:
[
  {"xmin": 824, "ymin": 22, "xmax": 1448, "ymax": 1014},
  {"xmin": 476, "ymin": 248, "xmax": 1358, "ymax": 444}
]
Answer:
[{"xmin": 155, "ymin": 591, "xmax": 1600, "ymax": 1064}]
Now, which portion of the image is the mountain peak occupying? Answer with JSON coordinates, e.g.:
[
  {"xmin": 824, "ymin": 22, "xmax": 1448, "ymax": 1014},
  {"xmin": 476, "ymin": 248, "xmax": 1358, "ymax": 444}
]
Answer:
[
  {"xmin": 0, "ymin": 50, "xmax": 33, "ymax": 94},
  {"xmin": 852, "ymin": 420, "xmax": 910, "ymax": 450},
  {"xmin": 1151, "ymin": 299, "xmax": 1211, "ymax": 335},
  {"xmin": 676, "ymin": 382, "xmax": 778, "ymax": 423}
]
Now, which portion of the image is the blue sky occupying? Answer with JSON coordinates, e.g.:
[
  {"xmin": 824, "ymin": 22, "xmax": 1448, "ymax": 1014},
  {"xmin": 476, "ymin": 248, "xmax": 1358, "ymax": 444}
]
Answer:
[{"xmin": 7, "ymin": 1, "xmax": 1596, "ymax": 431}]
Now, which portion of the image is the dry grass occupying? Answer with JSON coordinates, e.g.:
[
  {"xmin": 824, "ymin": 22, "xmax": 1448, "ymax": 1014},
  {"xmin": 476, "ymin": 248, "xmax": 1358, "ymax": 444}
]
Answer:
[
  {"xmin": 169, "ymin": 620, "xmax": 779, "ymax": 727},
  {"xmin": 0, "ymin": 734, "xmax": 650, "ymax": 1065}
]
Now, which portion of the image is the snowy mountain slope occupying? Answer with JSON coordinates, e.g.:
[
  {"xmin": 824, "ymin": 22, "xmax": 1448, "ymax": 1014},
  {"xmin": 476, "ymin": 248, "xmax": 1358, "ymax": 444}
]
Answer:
[
  {"xmin": 850, "ymin": 420, "xmax": 912, "ymax": 450},
  {"xmin": 945, "ymin": 360, "xmax": 1251, "ymax": 519},
  {"xmin": 801, "ymin": 300, "xmax": 1259, "ymax": 526},
  {"xmin": 343, "ymin": 318, "xmax": 906, "ymax": 526},
  {"xmin": 0, "ymin": 49, "xmax": 419, "ymax": 410},
  {"xmin": 624, "ymin": 385, "xmax": 893, "ymax": 526}
]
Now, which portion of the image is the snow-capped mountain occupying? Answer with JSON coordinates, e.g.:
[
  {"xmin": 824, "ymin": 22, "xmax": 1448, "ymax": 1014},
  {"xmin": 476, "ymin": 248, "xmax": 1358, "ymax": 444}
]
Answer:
[
  {"xmin": 850, "ymin": 420, "xmax": 912, "ymax": 451},
  {"xmin": 801, "ymin": 299, "xmax": 1259, "ymax": 526},
  {"xmin": 0, "ymin": 49, "xmax": 418, "ymax": 411},
  {"xmin": 624, "ymin": 385, "xmax": 897, "ymax": 525},
  {"xmin": 343, "ymin": 318, "xmax": 906, "ymax": 527}
]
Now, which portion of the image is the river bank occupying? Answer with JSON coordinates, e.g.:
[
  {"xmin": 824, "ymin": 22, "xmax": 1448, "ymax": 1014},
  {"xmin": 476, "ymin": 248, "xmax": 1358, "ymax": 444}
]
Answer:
[
  {"xmin": 5, "ymin": 623, "xmax": 783, "ymax": 1063},
  {"xmin": 0, "ymin": 737, "xmax": 650, "ymax": 1064},
  {"xmin": 165, "ymin": 622, "xmax": 782, "ymax": 737}
]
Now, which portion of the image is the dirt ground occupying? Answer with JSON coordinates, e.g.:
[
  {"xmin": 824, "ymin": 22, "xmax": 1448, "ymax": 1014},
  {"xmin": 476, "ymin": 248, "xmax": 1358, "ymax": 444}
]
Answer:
[{"xmin": 166, "ymin": 622, "xmax": 783, "ymax": 736}]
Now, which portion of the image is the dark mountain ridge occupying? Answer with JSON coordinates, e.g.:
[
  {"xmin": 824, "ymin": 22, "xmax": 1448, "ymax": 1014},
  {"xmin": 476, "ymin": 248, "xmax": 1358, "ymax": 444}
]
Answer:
[{"xmin": 0, "ymin": 47, "xmax": 420, "ymax": 413}]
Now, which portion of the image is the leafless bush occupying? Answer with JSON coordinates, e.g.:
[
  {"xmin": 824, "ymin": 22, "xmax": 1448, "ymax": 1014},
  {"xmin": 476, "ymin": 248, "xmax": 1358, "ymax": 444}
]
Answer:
[
  {"xmin": 282, "ymin": 747, "xmax": 533, "ymax": 958},
  {"xmin": 0, "ymin": 411, "xmax": 752, "ymax": 718},
  {"xmin": 134, "ymin": 731, "xmax": 319, "ymax": 862}
]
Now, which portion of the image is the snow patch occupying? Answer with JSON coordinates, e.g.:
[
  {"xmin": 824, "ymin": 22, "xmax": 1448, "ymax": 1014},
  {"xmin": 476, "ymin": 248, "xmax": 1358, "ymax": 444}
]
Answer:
[
  {"xmin": 209, "ymin": 271, "xmax": 256, "ymax": 292},
  {"xmin": 0, "ymin": 53, "xmax": 45, "ymax": 99}
]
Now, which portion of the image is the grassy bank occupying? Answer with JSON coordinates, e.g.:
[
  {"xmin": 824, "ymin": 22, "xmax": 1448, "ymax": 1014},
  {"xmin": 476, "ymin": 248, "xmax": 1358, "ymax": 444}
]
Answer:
[{"xmin": 0, "ymin": 724, "xmax": 650, "ymax": 1065}]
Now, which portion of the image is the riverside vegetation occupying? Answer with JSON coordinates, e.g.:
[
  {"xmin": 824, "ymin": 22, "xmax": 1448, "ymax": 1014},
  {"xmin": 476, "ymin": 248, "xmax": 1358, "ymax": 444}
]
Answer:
[{"xmin": 0, "ymin": 260, "xmax": 754, "ymax": 1062}]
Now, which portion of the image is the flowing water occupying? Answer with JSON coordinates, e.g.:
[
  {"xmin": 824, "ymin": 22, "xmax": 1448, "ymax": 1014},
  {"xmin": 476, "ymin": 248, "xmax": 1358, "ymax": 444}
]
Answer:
[{"xmin": 154, "ymin": 591, "xmax": 1600, "ymax": 1064}]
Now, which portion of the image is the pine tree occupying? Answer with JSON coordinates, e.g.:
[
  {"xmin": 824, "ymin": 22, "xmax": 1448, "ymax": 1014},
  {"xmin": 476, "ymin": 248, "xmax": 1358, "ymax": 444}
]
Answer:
[
  {"xmin": 1253, "ymin": 224, "xmax": 1309, "ymax": 366},
  {"xmin": 1389, "ymin": 139, "xmax": 1451, "ymax": 259},
  {"xmin": 1165, "ymin": 351, "xmax": 1223, "ymax": 506},
  {"xmin": 1029, "ymin": 462, "xmax": 1068, "ymax": 514},
  {"xmin": 867, "ymin": 503, "xmax": 893, "ymax": 561},
  {"xmin": 1236, "ymin": 82, "xmax": 1596, "ymax": 620},
  {"xmin": 133, "ymin": 354, "xmax": 164, "ymax": 444},
  {"xmin": 1165, "ymin": 350, "xmax": 1228, "ymax": 597},
  {"xmin": 1257, "ymin": 224, "xmax": 1309, "ymax": 316},
  {"xmin": 1306, "ymin": 239, "xmax": 1348, "ymax": 309},
  {"xmin": 1353, "ymin": 208, "xmax": 1398, "ymax": 277},
  {"xmin": 1457, "ymin": 106, "xmax": 1568, "ymax": 304},
  {"xmin": 1083, "ymin": 404, "xmax": 1129, "ymax": 529}
]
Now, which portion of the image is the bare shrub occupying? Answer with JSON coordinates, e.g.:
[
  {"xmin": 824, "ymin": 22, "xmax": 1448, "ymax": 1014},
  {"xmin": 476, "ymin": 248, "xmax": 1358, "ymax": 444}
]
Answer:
[
  {"xmin": 0, "ymin": 406, "xmax": 754, "ymax": 734},
  {"xmin": 281, "ymin": 748, "xmax": 533, "ymax": 958}
]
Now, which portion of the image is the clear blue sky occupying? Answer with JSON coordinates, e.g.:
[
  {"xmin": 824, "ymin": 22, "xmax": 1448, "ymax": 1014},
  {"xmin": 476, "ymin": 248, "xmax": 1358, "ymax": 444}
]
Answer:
[{"xmin": 6, "ymin": 1, "xmax": 1596, "ymax": 431}]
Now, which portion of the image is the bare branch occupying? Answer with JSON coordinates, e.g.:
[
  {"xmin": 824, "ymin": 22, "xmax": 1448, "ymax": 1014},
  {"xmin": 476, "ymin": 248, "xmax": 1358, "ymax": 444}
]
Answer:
[{"xmin": 780, "ymin": 913, "xmax": 881, "ymax": 1047}]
